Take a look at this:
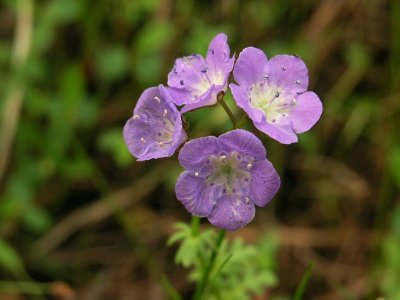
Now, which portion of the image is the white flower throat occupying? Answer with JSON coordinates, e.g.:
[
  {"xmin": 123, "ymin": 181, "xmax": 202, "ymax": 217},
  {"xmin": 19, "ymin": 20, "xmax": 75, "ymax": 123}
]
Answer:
[{"xmin": 249, "ymin": 81, "xmax": 296, "ymax": 124}]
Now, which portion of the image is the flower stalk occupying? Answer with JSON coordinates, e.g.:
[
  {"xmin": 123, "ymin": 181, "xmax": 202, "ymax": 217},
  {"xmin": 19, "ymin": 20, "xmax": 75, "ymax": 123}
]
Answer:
[
  {"xmin": 192, "ymin": 229, "xmax": 226, "ymax": 300},
  {"xmin": 217, "ymin": 92, "xmax": 237, "ymax": 128}
]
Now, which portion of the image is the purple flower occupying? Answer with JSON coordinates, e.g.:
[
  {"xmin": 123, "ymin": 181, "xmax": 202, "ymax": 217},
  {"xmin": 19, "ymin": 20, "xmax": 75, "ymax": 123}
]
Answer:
[
  {"xmin": 175, "ymin": 129, "xmax": 280, "ymax": 231},
  {"xmin": 123, "ymin": 85, "xmax": 187, "ymax": 161},
  {"xmin": 167, "ymin": 33, "xmax": 235, "ymax": 113},
  {"xmin": 230, "ymin": 47, "xmax": 323, "ymax": 144}
]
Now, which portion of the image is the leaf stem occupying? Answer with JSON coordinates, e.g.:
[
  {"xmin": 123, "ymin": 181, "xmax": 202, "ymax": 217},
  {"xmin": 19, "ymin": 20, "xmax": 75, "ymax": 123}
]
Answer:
[
  {"xmin": 192, "ymin": 229, "xmax": 226, "ymax": 300},
  {"xmin": 217, "ymin": 92, "xmax": 237, "ymax": 128},
  {"xmin": 293, "ymin": 261, "xmax": 314, "ymax": 300}
]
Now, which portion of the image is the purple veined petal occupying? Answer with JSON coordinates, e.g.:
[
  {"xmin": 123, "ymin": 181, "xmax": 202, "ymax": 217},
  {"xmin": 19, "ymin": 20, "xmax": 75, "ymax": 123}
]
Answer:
[
  {"xmin": 233, "ymin": 47, "xmax": 268, "ymax": 87},
  {"xmin": 175, "ymin": 171, "xmax": 217, "ymax": 217},
  {"xmin": 254, "ymin": 118, "xmax": 298, "ymax": 144},
  {"xmin": 178, "ymin": 136, "xmax": 222, "ymax": 171},
  {"xmin": 249, "ymin": 160, "xmax": 280, "ymax": 207},
  {"xmin": 167, "ymin": 55, "xmax": 207, "ymax": 91},
  {"xmin": 208, "ymin": 194, "xmax": 255, "ymax": 230},
  {"xmin": 219, "ymin": 129, "xmax": 266, "ymax": 161},
  {"xmin": 205, "ymin": 33, "xmax": 235, "ymax": 76},
  {"xmin": 268, "ymin": 54, "xmax": 309, "ymax": 94},
  {"xmin": 165, "ymin": 87, "xmax": 193, "ymax": 106},
  {"xmin": 123, "ymin": 86, "xmax": 187, "ymax": 161},
  {"xmin": 180, "ymin": 85, "xmax": 216, "ymax": 113},
  {"xmin": 290, "ymin": 91, "xmax": 323, "ymax": 134},
  {"xmin": 230, "ymin": 83, "xmax": 264, "ymax": 123}
]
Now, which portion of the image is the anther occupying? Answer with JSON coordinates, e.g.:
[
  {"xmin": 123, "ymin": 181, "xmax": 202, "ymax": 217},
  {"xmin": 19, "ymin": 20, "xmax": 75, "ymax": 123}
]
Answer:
[
  {"xmin": 295, "ymin": 80, "xmax": 301, "ymax": 85},
  {"xmin": 281, "ymin": 66, "xmax": 286, "ymax": 71},
  {"xmin": 220, "ymin": 155, "xmax": 226, "ymax": 160},
  {"xmin": 154, "ymin": 96, "xmax": 161, "ymax": 102},
  {"xmin": 140, "ymin": 137, "xmax": 146, "ymax": 143},
  {"xmin": 245, "ymin": 197, "xmax": 250, "ymax": 204},
  {"xmin": 133, "ymin": 115, "xmax": 140, "ymax": 120},
  {"xmin": 180, "ymin": 80, "xmax": 184, "ymax": 86},
  {"xmin": 263, "ymin": 75, "xmax": 269, "ymax": 80},
  {"xmin": 275, "ymin": 91, "xmax": 280, "ymax": 98},
  {"xmin": 195, "ymin": 172, "xmax": 199, "ymax": 177},
  {"xmin": 247, "ymin": 163, "xmax": 253, "ymax": 169},
  {"xmin": 292, "ymin": 98, "xmax": 297, "ymax": 105},
  {"xmin": 163, "ymin": 109, "xmax": 168, "ymax": 116}
]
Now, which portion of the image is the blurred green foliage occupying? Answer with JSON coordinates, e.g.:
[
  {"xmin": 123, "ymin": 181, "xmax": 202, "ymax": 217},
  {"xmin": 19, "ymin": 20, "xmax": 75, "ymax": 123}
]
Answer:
[
  {"xmin": 0, "ymin": 0, "xmax": 398, "ymax": 298},
  {"xmin": 169, "ymin": 222, "xmax": 278, "ymax": 300}
]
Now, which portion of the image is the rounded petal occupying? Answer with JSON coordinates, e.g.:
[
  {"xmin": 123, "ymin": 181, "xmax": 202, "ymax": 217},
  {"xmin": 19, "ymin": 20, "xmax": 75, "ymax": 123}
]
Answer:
[
  {"xmin": 175, "ymin": 172, "xmax": 216, "ymax": 217},
  {"xmin": 230, "ymin": 83, "xmax": 263, "ymax": 123},
  {"xmin": 208, "ymin": 194, "xmax": 255, "ymax": 230},
  {"xmin": 219, "ymin": 129, "xmax": 266, "ymax": 160},
  {"xmin": 165, "ymin": 87, "xmax": 193, "ymax": 106},
  {"xmin": 206, "ymin": 33, "xmax": 235, "ymax": 75},
  {"xmin": 250, "ymin": 160, "xmax": 280, "ymax": 207},
  {"xmin": 167, "ymin": 55, "xmax": 207, "ymax": 91},
  {"xmin": 233, "ymin": 47, "xmax": 268, "ymax": 87},
  {"xmin": 180, "ymin": 86, "xmax": 216, "ymax": 113},
  {"xmin": 254, "ymin": 119, "xmax": 298, "ymax": 144},
  {"xmin": 178, "ymin": 136, "xmax": 222, "ymax": 171},
  {"xmin": 290, "ymin": 91, "xmax": 323, "ymax": 134},
  {"xmin": 268, "ymin": 55, "xmax": 308, "ymax": 94}
]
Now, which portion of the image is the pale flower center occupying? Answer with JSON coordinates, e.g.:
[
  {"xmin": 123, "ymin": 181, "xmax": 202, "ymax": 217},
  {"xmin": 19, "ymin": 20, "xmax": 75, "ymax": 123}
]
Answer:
[
  {"xmin": 249, "ymin": 81, "xmax": 295, "ymax": 124},
  {"xmin": 206, "ymin": 152, "xmax": 251, "ymax": 194}
]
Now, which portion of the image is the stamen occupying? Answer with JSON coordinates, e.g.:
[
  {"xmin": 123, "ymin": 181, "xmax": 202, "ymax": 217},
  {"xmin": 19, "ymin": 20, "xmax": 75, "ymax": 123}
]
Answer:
[
  {"xmin": 247, "ymin": 163, "xmax": 253, "ymax": 169},
  {"xmin": 195, "ymin": 172, "xmax": 199, "ymax": 177},
  {"xmin": 133, "ymin": 115, "xmax": 140, "ymax": 120},
  {"xmin": 163, "ymin": 109, "xmax": 168, "ymax": 117},
  {"xmin": 154, "ymin": 96, "xmax": 161, "ymax": 103},
  {"xmin": 281, "ymin": 66, "xmax": 286, "ymax": 71},
  {"xmin": 245, "ymin": 197, "xmax": 250, "ymax": 204},
  {"xmin": 295, "ymin": 80, "xmax": 301, "ymax": 85},
  {"xmin": 220, "ymin": 155, "xmax": 226, "ymax": 160},
  {"xmin": 263, "ymin": 75, "xmax": 269, "ymax": 80},
  {"xmin": 292, "ymin": 98, "xmax": 297, "ymax": 105},
  {"xmin": 140, "ymin": 137, "xmax": 146, "ymax": 144}
]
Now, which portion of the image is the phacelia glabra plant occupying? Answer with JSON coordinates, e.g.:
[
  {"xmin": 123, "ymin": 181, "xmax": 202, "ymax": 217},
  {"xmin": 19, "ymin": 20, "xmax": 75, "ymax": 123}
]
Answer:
[
  {"xmin": 124, "ymin": 34, "xmax": 322, "ymax": 229},
  {"xmin": 166, "ymin": 33, "xmax": 235, "ymax": 113},
  {"xmin": 175, "ymin": 129, "xmax": 280, "ymax": 230},
  {"xmin": 230, "ymin": 47, "xmax": 323, "ymax": 144}
]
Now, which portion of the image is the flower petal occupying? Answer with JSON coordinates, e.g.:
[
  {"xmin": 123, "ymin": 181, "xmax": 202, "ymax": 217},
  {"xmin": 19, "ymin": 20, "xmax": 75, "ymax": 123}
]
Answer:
[
  {"xmin": 268, "ymin": 55, "xmax": 308, "ymax": 94},
  {"xmin": 290, "ymin": 91, "xmax": 323, "ymax": 134},
  {"xmin": 230, "ymin": 83, "xmax": 264, "ymax": 123},
  {"xmin": 178, "ymin": 136, "xmax": 222, "ymax": 171},
  {"xmin": 208, "ymin": 194, "xmax": 255, "ymax": 230},
  {"xmin": 219, "ymin": 129, "xmax": 266, "ymax": 160},
  {"xmin": 233, "ymin": 47, "xmax": 268, "ymax": 87},
  {"xmin": 250, "ymin": 160, "xmax": 280, "ymax": 207},
  {"xmin": 206, "ymin": 33, "xmax": 235, "ymax": 77},
  {"xmin": 167, "ymin": 55, "xmax": 207, "ymax": 92},
  {"xmin": 175, "ymin": 171, "xmax": 216, "ymax": 217},
  {"xmin": 180, "ymin": 85, "xmax": 216, "ymax": 113},
  {"xmin": 254, "ymin": 119, "xmax": 298, "ymax": 144}
]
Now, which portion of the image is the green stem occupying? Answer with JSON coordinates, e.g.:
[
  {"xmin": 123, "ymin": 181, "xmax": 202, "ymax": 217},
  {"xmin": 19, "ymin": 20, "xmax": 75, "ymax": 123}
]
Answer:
[
  {"xmin": 217, "ymin": 92, "xmax": 237, "ymax": 127},
  {"xmin": 192, "ymin": 229, "xmax": 226, "ymax": 300},
  {"xmin": 191, "ymin": 216, "xmax": 200, "ymax": 236},
  {"xmin": 293, "ymin": 261, "xmax": 314, "ymax": 300}
]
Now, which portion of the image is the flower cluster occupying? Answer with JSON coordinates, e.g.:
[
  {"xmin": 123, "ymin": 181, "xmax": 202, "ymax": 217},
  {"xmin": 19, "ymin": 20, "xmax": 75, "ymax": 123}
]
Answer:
[{"xmin": 124, "ymin": 34, "xmax": 323, "ymax": 230}]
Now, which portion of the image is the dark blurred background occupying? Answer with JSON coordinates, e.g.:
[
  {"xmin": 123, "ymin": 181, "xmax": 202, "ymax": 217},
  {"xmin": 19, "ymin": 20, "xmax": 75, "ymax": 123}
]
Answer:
[{"xmin": 0, "ymin": 0, "xmax": 399, "ymax": 299}]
